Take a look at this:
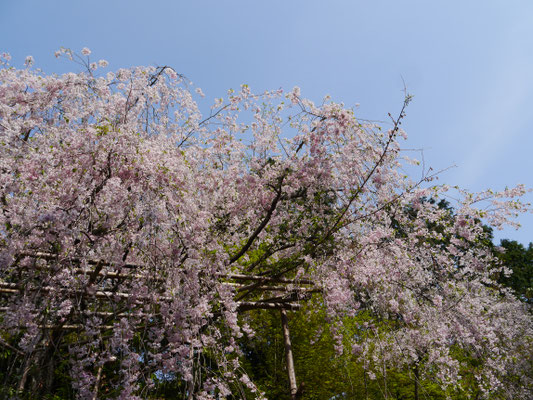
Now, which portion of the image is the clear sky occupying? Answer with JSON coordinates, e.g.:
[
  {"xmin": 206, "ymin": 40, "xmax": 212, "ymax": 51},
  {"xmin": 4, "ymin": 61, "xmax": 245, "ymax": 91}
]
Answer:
[{"xmin": 1, "ymin": 0, "xmax": 532, "ymax": 244}]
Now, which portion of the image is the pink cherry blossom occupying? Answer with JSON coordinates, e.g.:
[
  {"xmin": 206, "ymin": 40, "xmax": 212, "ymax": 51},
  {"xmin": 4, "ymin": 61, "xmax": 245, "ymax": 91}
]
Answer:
[{"xmin": 0, "ymin": 49, "xmax": 531, "ymax": 399}]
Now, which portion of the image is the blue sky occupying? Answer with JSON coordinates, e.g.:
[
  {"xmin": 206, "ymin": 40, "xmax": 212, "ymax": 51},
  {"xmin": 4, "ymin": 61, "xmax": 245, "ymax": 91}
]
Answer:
[{"xmin": 2, "ymin": 0, "xmax": 532, "ymax": 244}]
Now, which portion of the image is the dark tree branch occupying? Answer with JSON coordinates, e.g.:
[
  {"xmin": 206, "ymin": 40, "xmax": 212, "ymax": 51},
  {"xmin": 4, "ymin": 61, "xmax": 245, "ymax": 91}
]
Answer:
[{"xmin": 229, "ymin": 176, "xmax": 285, "ymax": 265}]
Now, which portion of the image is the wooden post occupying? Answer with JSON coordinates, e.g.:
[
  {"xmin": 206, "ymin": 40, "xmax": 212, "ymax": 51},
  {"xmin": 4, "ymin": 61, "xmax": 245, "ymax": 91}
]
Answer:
[
  {"xmin": 414, "ymin": 363, "xmax": 419, "ymax": 400},
  {"xmin": 92, "ymin": 365, "xmax": 104, "ymax": 400},
  {"xmin": 187, "ymin": 347, "xmax": 195, "ymax": 400},
  {"xmin": 280, "ymin": 308, "xmax": 298, "ymax": 400}
]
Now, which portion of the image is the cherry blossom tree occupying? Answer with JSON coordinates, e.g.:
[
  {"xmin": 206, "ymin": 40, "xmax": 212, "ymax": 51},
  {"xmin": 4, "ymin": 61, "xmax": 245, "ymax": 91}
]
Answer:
[{"xmin": 0, "ymin": 49, "xmax": 531, "ymax": 399}]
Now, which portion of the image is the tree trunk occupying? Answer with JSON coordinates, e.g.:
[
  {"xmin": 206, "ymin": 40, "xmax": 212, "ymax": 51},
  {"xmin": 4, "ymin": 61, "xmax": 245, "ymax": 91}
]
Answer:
[{"xmin": 17, "ymin": 353, "xmax": 33, "ymax": 393}]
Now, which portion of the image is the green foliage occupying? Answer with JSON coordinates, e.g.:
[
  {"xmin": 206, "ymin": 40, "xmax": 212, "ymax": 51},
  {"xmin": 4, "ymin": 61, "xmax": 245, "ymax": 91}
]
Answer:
[
  {"xmin": 239, "ymin": 304, "xmax": 455, "ymax": 400},
  {"xmin": 496, "ymin": 239, "xmax": 533, "ymax": 303}
]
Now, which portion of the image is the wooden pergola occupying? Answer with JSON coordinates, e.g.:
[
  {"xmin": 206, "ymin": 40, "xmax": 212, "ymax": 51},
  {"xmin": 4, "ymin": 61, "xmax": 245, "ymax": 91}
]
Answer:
[{"xmin": 0, "ymin": 251, "xmax": 319, "ymax": 399}]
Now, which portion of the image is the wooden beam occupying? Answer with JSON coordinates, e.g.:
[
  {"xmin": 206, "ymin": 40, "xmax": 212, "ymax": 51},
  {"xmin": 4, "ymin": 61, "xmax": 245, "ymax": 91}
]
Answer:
[
  {"xmin": 237, "ymin": 301, "xmax": 302, "ymax": 311},
  {"xmin": 15, "ymin": 252, "xmax": 318, "ymax": 287},
  {"xmin": 220, "ymin": 273, "xmax": 315, "ymax": 285}
]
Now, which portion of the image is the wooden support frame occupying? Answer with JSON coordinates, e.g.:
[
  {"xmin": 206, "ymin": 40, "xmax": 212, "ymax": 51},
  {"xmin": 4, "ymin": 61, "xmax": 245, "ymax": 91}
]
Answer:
[
  {"xmin": 1, "ymin": 252, "xmax": 315, "ymax": 398},
  {"xmin": 1, "ymin": 253, "xmax": 319, "ymax": 314}
]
